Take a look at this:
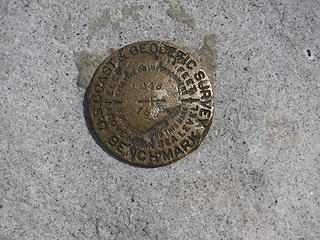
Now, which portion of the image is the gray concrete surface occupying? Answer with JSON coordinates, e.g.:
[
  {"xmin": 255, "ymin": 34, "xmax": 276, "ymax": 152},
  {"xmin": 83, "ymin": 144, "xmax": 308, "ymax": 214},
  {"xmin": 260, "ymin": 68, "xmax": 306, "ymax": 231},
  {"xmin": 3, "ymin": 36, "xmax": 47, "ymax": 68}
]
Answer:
[{"xmin": 1, "ymin": 0, "xmax": 320, "ymax": 239}]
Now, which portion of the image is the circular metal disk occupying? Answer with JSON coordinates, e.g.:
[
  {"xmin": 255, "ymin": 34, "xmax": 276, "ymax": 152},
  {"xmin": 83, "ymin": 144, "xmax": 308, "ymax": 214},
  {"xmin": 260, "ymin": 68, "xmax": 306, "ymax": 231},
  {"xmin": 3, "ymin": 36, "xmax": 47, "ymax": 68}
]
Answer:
[{"xmin": 87, "ymin": 41, "xmax": 214, "ymax": 167}]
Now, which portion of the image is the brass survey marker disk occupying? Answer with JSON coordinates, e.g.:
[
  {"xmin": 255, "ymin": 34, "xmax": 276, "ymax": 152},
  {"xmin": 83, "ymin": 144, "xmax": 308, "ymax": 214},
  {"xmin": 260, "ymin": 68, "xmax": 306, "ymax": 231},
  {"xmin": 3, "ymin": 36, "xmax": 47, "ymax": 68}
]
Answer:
[{"xmin": 87, "ymin": 41, "xmax": 214, "ymax": 167}]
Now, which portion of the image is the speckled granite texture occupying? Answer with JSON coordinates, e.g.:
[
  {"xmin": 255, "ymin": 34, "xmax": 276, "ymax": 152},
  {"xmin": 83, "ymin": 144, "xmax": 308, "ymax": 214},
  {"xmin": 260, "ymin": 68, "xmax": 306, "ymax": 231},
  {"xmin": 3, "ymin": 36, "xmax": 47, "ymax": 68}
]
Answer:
[{"xmin": 1, "ymin": 0, "xmax": 320, "ymax": 239}]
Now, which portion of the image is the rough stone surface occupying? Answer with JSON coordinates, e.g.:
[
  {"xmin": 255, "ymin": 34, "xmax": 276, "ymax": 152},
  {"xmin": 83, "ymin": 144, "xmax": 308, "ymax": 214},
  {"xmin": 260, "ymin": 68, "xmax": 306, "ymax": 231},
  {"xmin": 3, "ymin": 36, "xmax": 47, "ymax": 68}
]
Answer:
[
  {"xmin": 190, "ymin": 34, "xmax": 217, "ymax": 81},
  {"xmin": 87, "ymin": 4, "xmax": 144, "ymax": 46},
  {"xmin": 167, "ymin": 4, "xmax": 196, "ymax": 29},
  {"xmin": 75, "ymin": 51, "xmax": 106, "ymax": 88},
  {"xmin": 1, "ymin": 0, "xmax": 320, "ymax": 240}
]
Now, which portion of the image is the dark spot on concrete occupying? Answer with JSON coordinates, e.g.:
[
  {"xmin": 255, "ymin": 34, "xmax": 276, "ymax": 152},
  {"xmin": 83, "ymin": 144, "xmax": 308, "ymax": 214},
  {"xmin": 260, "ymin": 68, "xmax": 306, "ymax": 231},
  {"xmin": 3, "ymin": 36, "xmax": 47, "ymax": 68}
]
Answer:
[
  {"xmin": 248, "ymin": 169, "xmax": 266, "ymax": 190},
  {"xmin": 306, "ymin": 49, "xmax": 311, "ymax": 57}
]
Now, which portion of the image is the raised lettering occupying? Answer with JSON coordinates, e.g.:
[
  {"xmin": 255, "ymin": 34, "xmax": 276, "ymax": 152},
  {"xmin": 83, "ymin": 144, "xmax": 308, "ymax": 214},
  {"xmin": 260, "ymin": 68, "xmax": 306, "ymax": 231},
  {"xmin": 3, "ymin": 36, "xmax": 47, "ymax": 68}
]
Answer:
[
  {"xmin": 180, "ymin": 139, "xmax": 192, "ymax": 152},
  {"xmin": 188, "ymin": 131, "xmax": 200, "ymax": 146},
  {"xmin": 174, "ymin": 145, "xmax": 184, "ymax": 157},
  {"xmin": 149, "ymin": 151, "xmax": 160, "ymax": 162},
  {"xmin": 129, "ymin": 46, "xmax": 138, "ymax": 56},
  {"xmin": 162, "ymin": 148, "xmax": 173, "ymax": 161},
  {"xmin": 138, "ymin": 43, "xmax": 147, "ymax": 54},
  {"xmin": 96, "ymin": 120, "xmax": 107, "ymax": 131},
  {"xmin": 201, "ymin": 89, "xmax": 211, "ymax": 99},
  {"xmin": 182, "ymin": 72, "xmax": 189, "ymax": 80},
  {"xmin": 200, "ymin": 108, "xmax": 211, "ymax": 118},
  {"xmin": 137, "ymin": 150, "xmax": 146, "ymax": 161},
  {"xmin": 116, "ymin": 141, "xmax": 127, "ymax": 154},
  {"xmin": 94, "ymin": 84, "xmax": 103, "ymax": 93},
  {"xmin": 109, "ymin": 135, "xmax": 118, "ymax": 146},
  {"xmin": 186, "ymin": 60, "xmax": 196, "ymax": 70},
  {"xmin": 90, "ymin": 95, "xmax": 102, "ymax": 103},
  {"xmin": 194, "ymin": 71, "xmax": 205, "ymax": 81},
  {"xmin": 149, "ymin": 42, "xmax": 158, "ymax": 53},
  {"xmin": 198, "ymin": 118, "xmax": 209, "ymax": 128},
  {"xmin": 200, "ymin": 100, "xmax": 211, "ymax": 109}
]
